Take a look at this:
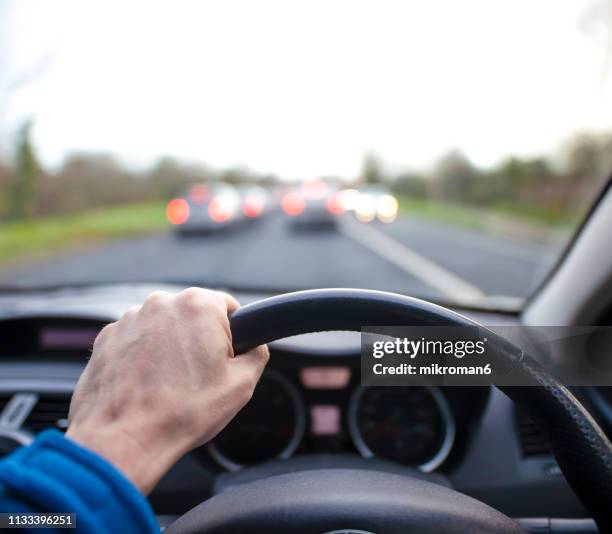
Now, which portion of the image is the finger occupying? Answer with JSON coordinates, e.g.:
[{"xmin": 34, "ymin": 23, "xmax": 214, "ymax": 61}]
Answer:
[{"xmin": 215, "ymin": 291, "xmax": 241, "ymax": 314}]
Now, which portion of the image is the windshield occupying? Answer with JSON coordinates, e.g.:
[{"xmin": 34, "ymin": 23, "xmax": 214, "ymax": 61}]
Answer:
[{"xmin": 0, "ymin": 0, "xmax": 611, "ymax": 309}]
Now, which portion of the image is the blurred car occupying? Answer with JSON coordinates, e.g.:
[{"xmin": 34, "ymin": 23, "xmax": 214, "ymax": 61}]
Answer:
[
  {"xmin": 166, "ymin": 184, "xmax": 243, "ymax": 235},
  {"xmin": 353, "ymin": 186, "xmax": 398, "ymax": 224},
  {"xmin": 238, "ymin": 185, "xmax": 271, "ymax": 220},
  {"xmin": 282, "ymin": 179, "xmax": 344, "ymax": 231}
]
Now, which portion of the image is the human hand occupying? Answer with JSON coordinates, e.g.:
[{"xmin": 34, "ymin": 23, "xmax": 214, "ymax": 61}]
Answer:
[{"xmin": 66, "ymin": 288, "xmax": 269, "ymax": 494}]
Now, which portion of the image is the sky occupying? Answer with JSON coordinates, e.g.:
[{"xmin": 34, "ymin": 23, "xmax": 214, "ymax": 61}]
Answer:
[{"xmin": 1, "ymin": 0, "xmax": 611, "ymax": 179}]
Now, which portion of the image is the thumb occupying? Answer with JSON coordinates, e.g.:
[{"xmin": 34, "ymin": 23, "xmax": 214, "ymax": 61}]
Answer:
[{"xmin": 229, "ymin": 343, "xmax": 270, "ymax": 385}]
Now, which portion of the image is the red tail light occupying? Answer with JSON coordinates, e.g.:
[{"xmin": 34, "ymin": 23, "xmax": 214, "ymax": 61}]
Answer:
[
  {"xmin": 243, "ymin": 196, "xmax": 264, "ymax": 218},
  {"xmin": 166, "ymin": 198, "xmax": 190, "ymax": 225},
  {"xmin": 325, "ymin": 192, "xmax": 344, "ymax": 215},
  {"xmin": 282, "ymin": 192, "xmax": 306, "ymax": 216},
  {"xmin": 208, "ymin": 199, "xmax": 233, "ymax": 223}
]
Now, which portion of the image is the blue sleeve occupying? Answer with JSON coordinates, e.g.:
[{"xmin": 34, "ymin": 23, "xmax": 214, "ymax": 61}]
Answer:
[{"xmin": 0, "ymin": 430, "xmax": 159, "ymax": 533}]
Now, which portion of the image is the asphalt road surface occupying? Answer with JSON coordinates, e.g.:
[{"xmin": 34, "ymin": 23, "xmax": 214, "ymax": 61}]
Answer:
[{"xmin": 0, "ymin": 213, "xmax": 563, "ymax": 307}]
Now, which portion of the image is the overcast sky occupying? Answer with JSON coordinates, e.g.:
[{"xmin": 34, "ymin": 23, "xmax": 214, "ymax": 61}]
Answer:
[{"xmin": 2, "ymin": 0, "xmax": 611, "ymax": 178}]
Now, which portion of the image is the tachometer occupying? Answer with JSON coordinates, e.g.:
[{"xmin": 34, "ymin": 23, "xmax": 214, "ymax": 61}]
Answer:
[
  {"xmin": 348, "ymin": 386, "xmax": 455, "ymax": 472},
  {"xmin": 207, "ymin": 370, "xmax": 305, "ymax": 470}
]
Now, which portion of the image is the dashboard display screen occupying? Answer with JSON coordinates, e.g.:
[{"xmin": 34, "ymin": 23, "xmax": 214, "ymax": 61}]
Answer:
[
  {"xmin": 300, "ymin": 367, "xmax": 351, "ymax": 389},
  {"xmin": 39, "ymin": 328, "xmax": 100, "ymax": 350}
]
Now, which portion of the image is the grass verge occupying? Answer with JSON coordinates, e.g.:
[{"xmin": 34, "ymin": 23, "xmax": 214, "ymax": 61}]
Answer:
[
  {"xmin": 396, "ymin": 196, "xmax": 578, "ymax": 238},
  {"xmin": 0, "ymin": 202, "xmax": 167, "ymax": 263}
]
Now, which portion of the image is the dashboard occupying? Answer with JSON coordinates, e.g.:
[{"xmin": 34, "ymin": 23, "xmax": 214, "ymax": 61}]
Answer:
[
  {"xmin": 0, "ymin": 284, "xmax": 608, "ymax": 521},
  {"xmin": 0, "ymin": 315, "xmax": 487, "ymax": 474}
]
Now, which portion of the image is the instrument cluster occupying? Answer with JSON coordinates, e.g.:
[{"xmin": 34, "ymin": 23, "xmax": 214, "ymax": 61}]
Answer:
[{"xmin": 203, "ymin": 356, "xmax": 489, "ymax": 472}]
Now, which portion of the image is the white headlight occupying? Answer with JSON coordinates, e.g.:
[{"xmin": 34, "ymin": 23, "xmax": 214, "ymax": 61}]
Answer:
[
  {"xmin": 376, "ymin": 195, "xmax": 398, "ymax": 223},
  {"xmin": 355, "ymin": 194, "xmax": 377, "ymax": 222}
]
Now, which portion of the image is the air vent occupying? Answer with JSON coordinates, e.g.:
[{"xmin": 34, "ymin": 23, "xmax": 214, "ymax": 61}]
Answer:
[
  {"xmin": 0, "ymin": 393, "xmax": 12, "ymax": 414},
  {"xmin": 25, "ymin": 394, "xmax": 71, "ymax": 433},
  {"xmin": 516, "ymin": 408, "xmax": 551, "ymax": 456}
]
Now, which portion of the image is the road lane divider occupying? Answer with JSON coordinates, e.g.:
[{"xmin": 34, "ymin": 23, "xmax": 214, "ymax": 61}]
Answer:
[{"xmin": 339, "ymin": 217, "xmax": 487, "ymax": 304}]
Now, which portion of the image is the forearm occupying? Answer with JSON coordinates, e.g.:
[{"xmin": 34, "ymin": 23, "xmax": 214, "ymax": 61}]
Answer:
[
  {"xmin": 65, "ymin": 422, "xmax": 190, "ymax": 495},
  {"xmin": 0, "ymin": 430, "xmax": 159, "ymax": 534}
]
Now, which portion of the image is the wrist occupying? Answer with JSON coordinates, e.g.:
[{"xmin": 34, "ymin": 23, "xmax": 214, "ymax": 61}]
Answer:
[{"xmin": 66, "ymin": 423, "xmax": 188, "ymax": 494}]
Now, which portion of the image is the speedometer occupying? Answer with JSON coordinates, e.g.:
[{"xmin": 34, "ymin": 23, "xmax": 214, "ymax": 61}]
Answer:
[
  {"xmin": 348, "ymin": 386, "xmax": 455, "ymax": 472},
  {"xmin": 207, "ymin": 370, "xmax": 305, "ymax": 470}
]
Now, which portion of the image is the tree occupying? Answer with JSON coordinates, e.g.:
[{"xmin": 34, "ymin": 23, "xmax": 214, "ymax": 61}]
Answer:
[
  {"xmin": 393, "ymin": 172, "xmax": 427, "ymax": 197},
  {"xmin": 361, "ymin": 154, "xmax": 385, "ymax": 185},
  {"xmin": 221, "ymin": 169, "xmax": 245, "ymax": 186},
  {"xmin": 11, "ymin": 120, "xmax": 39, "ymax": 218},
  {"xmin": 433, "ymin": 150, "xmax": 476, "ymax": 202},
  {"xmin": 562, "ymin": 134, "xmax": 601, "ymax": 182},
  {"xmin": 259, "ymin": 174, "xmax": 280, "ymax": 188}
]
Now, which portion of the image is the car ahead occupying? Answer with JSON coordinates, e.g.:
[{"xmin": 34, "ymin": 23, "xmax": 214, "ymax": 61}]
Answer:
[
  {"xmin": 237, "ymin": 185, "xmax": 272, "ymax": 220},
  {"xmin": 166, "ymin": 183, "xmax": 243, "ymax": 235},
  {"xmin": 281, "ymin": 178, "xmax": 344, "ymax": 231},
  {"xmin": 352, "ymin": 186, "xmax": 399, "ymax": 224}
]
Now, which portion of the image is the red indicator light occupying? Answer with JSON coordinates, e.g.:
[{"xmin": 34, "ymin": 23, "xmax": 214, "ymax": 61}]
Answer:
[
  {"xmin": 282, "ymin": 192, "xmax": 306, "ymax": 216},
  {"xmin": 166, "ymin": 198, "xmax": 190, "ymax": 225}
]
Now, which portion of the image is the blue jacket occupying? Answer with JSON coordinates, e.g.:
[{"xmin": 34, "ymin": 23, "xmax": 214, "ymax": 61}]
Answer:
[{"xmin": 0, "ymin": 430, "xmax": 159, "ymax": 533}]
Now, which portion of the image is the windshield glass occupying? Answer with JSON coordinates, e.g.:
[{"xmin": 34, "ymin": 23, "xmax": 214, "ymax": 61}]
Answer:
[{"xmin": 1, "ymin": 0, "xmax": 611, "ymax": 309}]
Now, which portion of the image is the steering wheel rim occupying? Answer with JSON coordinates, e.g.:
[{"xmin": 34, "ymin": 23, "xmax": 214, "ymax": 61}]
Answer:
[{"xmin": 171, "ymin": 288, "xmax": 612, "ymax": 533}]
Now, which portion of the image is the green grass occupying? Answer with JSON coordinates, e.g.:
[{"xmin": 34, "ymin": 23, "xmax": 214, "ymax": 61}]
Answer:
[
  {"xmin": 396, "ymin": 196, "xmax": 578, "ymax": 231},
  {"xmin": 396, "ymin": 197, "xmax": 486, "ymax": 230},
  {"xmin": 0, "ymin": 202, "xmax": 167, "ymax": 263}
]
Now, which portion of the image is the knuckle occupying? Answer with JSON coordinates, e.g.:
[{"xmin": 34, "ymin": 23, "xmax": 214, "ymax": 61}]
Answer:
[
  {"xmin": 177, "ymin": 287, "xmax": 210, "ymax": 310},
  {"xmin": 181, "ymin": 287, "xmax": 206, "ymax": 299},
  {"xmin": 144, "ymin": 291, "xmax": 171, "ymax": 310},
  {"xmin": 216, "ymin": 290, "xmax": 239, "ymax": 309},
  {"xmin": 94, "ymin": 322, "xmax": 115, "ymax": 345},
  {"xmin": 120, "ymin": 305, "xmax": 140, "ymax": 321}
]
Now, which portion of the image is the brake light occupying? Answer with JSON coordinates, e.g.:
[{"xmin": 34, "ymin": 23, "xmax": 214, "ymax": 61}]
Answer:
[
  {"xmin": 243, "ymin": 195, "xmax": 264, "ymax": 218},
  {"xmin": 166, "ymin": 198, "xmax": 190, "ymax": 225},
  {"xmin": 282, "ymin": 192, "xmax": 306, "ymax": 216},
  {"xmin": 325, "ymin": 192, "xmax": 344, "ymax": 215},
  {"xmin": 208, "ymin": 199, "xmax": 233, "ymax": 222}
]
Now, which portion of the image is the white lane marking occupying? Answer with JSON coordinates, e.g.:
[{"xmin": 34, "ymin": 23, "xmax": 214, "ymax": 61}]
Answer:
[
  {"xmin": 339, "ymin": 217, "xmax": 486, "ymax": 303},
  {"xmin": 397, "ymin": 217, "xmax": 556, "ymax": 264}
]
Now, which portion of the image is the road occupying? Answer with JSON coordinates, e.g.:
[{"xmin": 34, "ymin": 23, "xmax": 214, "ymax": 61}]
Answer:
[{"xmin": 0, "ymin": 213, "xmax": 563, "ymax": 307}]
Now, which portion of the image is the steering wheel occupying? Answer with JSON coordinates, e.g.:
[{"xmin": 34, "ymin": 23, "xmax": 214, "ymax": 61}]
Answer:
[{"xmin": 167, "ymin": 289, "xmax": 612, "ymax": 534}]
